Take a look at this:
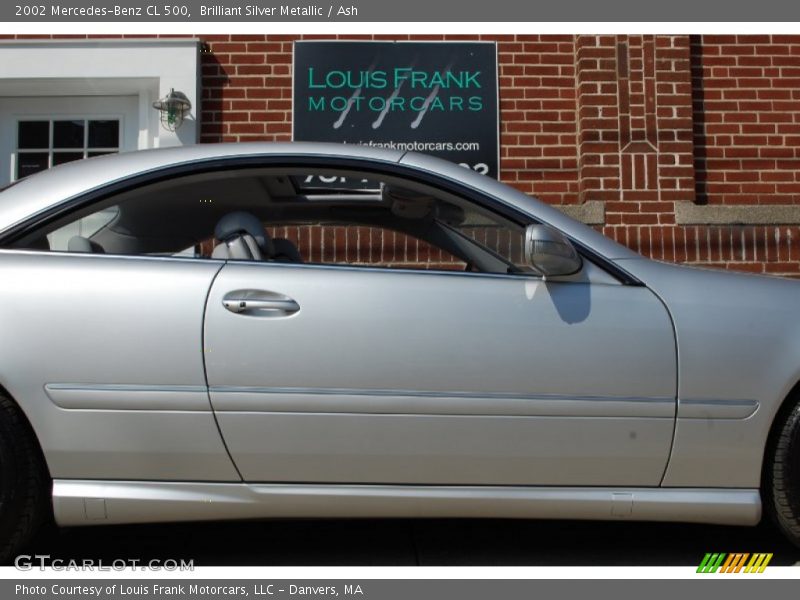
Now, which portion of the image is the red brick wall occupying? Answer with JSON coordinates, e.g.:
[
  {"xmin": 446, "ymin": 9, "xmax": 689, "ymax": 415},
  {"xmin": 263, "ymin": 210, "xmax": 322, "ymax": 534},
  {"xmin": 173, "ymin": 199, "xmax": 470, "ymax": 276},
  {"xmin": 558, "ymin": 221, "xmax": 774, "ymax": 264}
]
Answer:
[
  {"xmin": 691, "ymin": 35, "xmax": 800, "ymax": 206},
  {"xmin": 683, "ymin": 35, "xmax": 800, "ymax": 276},
  {"xmin": 6, "ymin": 33, "xmax": 800, "ymax": 276}
]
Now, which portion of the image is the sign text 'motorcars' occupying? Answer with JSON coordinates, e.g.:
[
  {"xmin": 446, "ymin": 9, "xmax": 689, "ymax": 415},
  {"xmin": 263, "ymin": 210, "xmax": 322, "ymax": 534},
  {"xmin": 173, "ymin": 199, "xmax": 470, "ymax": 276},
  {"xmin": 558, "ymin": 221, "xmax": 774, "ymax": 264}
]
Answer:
[{"xmin": 293, "ymin": 41, "xmax": 499, "ymax": 178}]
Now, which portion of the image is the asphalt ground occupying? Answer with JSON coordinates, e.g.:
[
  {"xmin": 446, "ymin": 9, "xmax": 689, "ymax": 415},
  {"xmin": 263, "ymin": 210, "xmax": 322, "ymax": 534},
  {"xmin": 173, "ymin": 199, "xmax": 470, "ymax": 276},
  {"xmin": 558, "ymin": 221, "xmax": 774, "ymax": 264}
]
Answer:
[{"xmin": 23, "ymin": 518, "xmax": 800, "ymax": 567}]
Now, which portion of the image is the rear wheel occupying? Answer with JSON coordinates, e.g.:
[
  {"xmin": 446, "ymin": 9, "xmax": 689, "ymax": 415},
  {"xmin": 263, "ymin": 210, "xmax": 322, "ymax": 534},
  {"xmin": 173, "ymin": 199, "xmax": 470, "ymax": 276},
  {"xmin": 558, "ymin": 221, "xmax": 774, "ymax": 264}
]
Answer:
[
  {"xmin": 766, "ymin": 397, "xmax": 800, "ymax": 547},
  {"xmin": 0, "ymin": 392, "xmax": 50, "ymax": 564}
]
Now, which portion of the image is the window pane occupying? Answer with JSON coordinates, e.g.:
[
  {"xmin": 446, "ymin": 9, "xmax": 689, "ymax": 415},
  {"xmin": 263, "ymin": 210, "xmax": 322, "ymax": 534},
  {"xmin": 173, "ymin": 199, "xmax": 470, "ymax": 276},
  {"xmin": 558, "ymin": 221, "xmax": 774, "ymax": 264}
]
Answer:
[
  {"xmin": 266, "ymin": 224, "xmax": 467, "ymax": 271},
  {"xmin": 16, "ymin": 152, "xmax": 49, "ymax": 179},
  {"xmin": 88, "ymin": 120, "xmax": 119, "ymax": 148},
  {"xmin": 87, "ymin": 151, "xmax": 115, "ymax": 158},
  {"xmin": 47, "ymin": 206, "xmax": 120, "ymax": 252},
  {"xmin": 53, "ymin": 120, "xmax": 85, "ymax": 148},
  {"xmin": 53, "ymin": 152, "xmax": 84, "ymax": 166},
  {"xmin": 17, "ymin": 121, "xmax": 49, "ymax": 149},
  {"xmin": 446, "ymin": 207, "xmax": 527, "ymax": 268}
]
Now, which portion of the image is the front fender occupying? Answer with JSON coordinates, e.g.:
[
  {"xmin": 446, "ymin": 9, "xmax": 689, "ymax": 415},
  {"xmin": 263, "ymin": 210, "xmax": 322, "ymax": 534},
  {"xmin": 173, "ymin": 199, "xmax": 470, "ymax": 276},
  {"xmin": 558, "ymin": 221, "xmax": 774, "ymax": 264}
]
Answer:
[{"xmin": 616, "ymin": 258, "xmax": 800, "ymax": 488}]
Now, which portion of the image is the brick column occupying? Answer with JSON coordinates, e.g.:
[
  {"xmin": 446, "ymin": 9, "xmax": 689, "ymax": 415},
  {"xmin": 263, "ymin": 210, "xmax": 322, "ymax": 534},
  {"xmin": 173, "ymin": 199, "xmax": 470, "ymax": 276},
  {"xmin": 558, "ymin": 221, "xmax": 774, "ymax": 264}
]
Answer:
[{"xmin": 576, "ymin": 35, "xmax": 695, "ymax": 251}]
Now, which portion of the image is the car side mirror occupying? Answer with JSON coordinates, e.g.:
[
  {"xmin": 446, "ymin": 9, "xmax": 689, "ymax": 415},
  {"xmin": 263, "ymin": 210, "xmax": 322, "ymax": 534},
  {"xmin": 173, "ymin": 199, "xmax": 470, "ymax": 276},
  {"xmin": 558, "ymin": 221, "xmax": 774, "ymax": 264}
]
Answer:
[{"xmin": 524, "ymin": 224, "xmax": 583, "ymax": 277}]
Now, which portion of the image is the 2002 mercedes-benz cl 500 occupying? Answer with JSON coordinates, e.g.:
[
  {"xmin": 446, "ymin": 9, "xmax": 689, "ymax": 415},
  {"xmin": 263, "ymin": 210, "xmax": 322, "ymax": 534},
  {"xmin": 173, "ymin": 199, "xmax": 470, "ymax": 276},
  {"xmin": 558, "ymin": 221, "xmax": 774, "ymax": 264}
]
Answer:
[{"xmin": 0, "ymin": 142, "xmax": 798, "ymax": 560}]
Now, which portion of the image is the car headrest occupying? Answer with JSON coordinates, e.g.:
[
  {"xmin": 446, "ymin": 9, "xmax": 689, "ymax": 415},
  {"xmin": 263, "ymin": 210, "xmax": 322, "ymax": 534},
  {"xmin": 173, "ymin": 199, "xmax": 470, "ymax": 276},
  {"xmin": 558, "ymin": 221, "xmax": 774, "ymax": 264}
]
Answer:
[
  {"xmin": 214, "ymin": 211, "xmax": 275, "ymax": 257},
  {"xmin": 383, "ymin": 184, "xmax": 436, "ymax": 219}
]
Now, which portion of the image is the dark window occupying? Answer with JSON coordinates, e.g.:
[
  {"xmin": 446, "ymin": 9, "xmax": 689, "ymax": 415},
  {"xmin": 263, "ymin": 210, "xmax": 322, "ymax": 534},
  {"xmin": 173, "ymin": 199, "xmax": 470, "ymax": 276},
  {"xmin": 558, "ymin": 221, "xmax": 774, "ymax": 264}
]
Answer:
[
  {"xmin": 53, "ymin": 120, "xmax": 85, "ymax": 148},
  {"xmin": 17, "ymin": 121, "xmax": 49, "ymax": 149},
  {"xmin": 52, "ymin": 152, "xmax": 85, "ymax": 167},
  {"xmin": 15, "ymin": 119, "xmax": 120, "ymax": 180},
  {"xmin": 16, "ymin": 153, "xmax": 49, "ymax": 179},
  {"xmin": 88, "ymin": 120, "xmax": 120, "ymax": 148}
]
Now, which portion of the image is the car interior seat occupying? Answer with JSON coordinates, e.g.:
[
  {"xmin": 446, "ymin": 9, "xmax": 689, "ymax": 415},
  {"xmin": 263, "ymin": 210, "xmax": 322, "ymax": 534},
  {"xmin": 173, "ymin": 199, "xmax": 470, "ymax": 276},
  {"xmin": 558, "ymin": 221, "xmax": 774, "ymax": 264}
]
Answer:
[
  {"xmin": 272, "ymin": 238, "xmax": 303, "ymax": 263},
  {"xmin": 67, "ymin": 235, "xmax": 105, "ymax": 253},
  {"xmin": 211, "ymin": 212, "xmax": 275, "ymax": 260}
]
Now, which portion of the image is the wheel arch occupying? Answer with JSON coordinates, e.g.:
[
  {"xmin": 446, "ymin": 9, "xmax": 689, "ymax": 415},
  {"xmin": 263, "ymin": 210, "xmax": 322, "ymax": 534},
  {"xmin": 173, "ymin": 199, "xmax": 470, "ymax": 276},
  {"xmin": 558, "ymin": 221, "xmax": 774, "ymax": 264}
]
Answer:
[
  {"xmin": 0, "ymin": 380, "xmax": 51, "ymax": 479},
  {"xmin": 762, "ymin": 376, "xmax": 800, "ymax": 493}
]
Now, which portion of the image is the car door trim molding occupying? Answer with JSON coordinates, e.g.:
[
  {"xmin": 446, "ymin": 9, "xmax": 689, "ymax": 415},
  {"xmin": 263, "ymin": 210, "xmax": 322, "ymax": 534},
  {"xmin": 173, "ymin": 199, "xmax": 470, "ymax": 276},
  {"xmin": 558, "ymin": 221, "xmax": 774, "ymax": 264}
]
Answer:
[
  {"xmin": 51, "ymin": 479, "xmax": 761, "ymax": 527},
  {"xmin": 209, "ymin": 385, "xmax": 675, "ymax": 419},
  {"xmin": 44, "ymin": 383, "xmax": 210, "ymax": 411},
  {"xmin": 45, "ymin": 385, "xmax": 754, "ymax": 420},
  {"xmin": 678, "ymin": 398, "xmax": 760, "ymax": 420}
]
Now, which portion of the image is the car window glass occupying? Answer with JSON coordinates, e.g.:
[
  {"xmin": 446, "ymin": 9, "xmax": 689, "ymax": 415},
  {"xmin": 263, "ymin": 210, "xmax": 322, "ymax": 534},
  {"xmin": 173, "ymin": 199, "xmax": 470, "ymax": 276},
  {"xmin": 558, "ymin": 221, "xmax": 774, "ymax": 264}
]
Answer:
[
  {"xmin": 11, "ymin": 165, "xmax": 530, "ymax": 276},
  {"xmin": 442, "ymin": 204, "xmax": 527, "ymax": 270},
  {"xmin": 47, "ymin": 207, "xmax": 119, "ymax": 251},
  {"xmin": 192, "ymin": 223, "xmax": 468, "ymax": 271},
  {"xmin": 274, "ymin": 224, "xmax": 467, "ymax": 271}
]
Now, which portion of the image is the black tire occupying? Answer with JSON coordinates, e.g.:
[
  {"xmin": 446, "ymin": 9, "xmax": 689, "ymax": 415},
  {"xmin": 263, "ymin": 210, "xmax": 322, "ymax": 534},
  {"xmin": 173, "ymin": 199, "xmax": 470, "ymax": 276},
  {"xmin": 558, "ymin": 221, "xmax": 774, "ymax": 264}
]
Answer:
[
  {"xmin": 0, "ymin": 392, "xmax": 50, "ymax": 564},
  {"xmin": 766, "ymin": 397, "xmax": 800, "ymax": 547}
]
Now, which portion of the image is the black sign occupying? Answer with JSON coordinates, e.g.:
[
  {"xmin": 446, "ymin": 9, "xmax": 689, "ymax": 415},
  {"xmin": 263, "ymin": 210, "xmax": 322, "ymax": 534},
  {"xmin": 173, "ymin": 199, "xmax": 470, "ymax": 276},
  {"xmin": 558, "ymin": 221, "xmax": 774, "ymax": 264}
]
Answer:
[{"xmin": 293, "ymin": 41, "xmax": 499, "ymax": 179}]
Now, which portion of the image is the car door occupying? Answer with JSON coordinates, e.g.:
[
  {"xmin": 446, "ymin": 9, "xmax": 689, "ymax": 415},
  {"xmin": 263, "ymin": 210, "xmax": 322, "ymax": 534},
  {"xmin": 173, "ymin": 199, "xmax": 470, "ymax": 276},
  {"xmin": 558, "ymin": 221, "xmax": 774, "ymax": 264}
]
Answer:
[{"xmin": 204, "ymin": 260, "xmax": 677, "ymax": 486}]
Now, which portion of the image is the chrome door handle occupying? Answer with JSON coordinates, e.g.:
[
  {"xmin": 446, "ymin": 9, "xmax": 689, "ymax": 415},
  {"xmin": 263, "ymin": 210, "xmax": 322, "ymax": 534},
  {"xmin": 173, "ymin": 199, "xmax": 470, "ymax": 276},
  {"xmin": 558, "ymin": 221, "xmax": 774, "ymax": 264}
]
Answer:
[
  {"xmin": 222, "ymin": 290, "xmax": 300, "ymax": 315},
  {"xmin": 223, "ymin": 298, "xmax": 299, "ymax": 313}
]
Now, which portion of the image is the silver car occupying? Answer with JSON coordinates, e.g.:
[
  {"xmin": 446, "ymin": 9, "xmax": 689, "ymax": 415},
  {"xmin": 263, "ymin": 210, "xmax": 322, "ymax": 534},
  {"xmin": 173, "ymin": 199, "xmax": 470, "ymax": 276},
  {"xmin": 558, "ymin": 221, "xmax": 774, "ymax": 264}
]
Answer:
[{"xmin": 0, "ymin": 142, "xmax": 798, "ymax": 561}]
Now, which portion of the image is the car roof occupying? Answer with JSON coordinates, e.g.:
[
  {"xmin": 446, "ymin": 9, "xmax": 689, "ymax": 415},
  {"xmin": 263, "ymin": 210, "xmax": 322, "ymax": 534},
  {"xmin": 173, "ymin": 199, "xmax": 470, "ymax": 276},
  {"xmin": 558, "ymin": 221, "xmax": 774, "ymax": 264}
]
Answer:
[{"xmin": 0, "ymin": 141, "xmax": 638, "ymax": 261}]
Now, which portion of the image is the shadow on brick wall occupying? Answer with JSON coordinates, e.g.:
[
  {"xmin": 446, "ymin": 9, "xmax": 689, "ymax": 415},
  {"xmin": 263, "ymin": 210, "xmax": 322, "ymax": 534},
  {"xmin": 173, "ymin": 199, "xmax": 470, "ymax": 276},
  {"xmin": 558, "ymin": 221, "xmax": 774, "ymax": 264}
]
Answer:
[
  {"xmin": 200, "ymin": 47, "xmax": 231, "ymax": 143},
  {"xmin": 690, "ymin": 34, "xmax": 709, "ymax": 206}
]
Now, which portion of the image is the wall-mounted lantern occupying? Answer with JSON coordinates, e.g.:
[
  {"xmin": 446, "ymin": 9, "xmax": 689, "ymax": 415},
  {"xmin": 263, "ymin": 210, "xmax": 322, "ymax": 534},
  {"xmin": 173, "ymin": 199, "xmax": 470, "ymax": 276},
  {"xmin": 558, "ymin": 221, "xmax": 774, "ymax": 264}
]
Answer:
[{"xmin": 152, "ymin": 89, "xmax": 192, "ymax": 131}]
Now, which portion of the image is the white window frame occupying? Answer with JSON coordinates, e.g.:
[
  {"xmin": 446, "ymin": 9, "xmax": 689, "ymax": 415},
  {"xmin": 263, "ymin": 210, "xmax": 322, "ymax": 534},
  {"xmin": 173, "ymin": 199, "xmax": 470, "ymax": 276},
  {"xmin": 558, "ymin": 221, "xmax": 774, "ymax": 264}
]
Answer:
[{"xmin": 14, "ymin": 115, "xmax": 125, "ymax": 181}]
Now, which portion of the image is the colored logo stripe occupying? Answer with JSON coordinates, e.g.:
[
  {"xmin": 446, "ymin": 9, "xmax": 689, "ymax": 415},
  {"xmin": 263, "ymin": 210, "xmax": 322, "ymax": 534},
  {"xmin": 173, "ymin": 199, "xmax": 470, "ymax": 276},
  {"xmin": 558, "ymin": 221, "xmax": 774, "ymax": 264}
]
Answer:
[
  {"xmin": 721, "ymin": 553, "xmax": 748, "ymax": 573},
  {"xmin": 697, "ymin": 553, "xmax": 773, "ymax": 573},
  {"xmin": 745, "ymin": 553, "xmax": 773, "ymax": 573},
  {"xmin": 697, "ymin": 553, "xmax": 726, "ymax": 573}
]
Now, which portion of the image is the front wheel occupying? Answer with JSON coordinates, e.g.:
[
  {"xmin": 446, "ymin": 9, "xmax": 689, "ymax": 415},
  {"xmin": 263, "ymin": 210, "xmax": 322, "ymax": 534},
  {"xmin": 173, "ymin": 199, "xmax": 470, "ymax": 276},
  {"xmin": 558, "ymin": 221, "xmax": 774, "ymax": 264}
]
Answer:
[
  {"xmin": 766, "ymin": 397, "xmax": 800, "ymax": 547},
  {"xmin": 0, "ymin": 393, "xmax": 50, "ymax": 564}
]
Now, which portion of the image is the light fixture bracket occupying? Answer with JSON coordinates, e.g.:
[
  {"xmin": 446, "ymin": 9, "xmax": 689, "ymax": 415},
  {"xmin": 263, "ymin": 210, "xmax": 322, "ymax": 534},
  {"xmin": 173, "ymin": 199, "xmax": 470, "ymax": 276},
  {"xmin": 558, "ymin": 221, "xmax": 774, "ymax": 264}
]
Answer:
[{"xmin": 152, "ymin": 88, "xmax": 191, "ymax": 132}]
